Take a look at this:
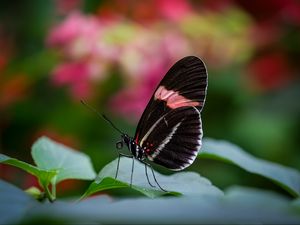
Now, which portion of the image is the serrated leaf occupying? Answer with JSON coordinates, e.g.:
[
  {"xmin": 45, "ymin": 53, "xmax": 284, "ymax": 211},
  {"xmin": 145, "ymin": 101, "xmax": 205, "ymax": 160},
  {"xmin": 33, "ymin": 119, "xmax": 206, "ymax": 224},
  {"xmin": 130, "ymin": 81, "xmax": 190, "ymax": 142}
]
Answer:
[
  {"xmin": 199, "ymin": 138, "xmax": 300, "ymax": 197},
  {"xmin": 31, "ymin": 136, "xmax": 96, "ymax": 183},
  {"xmin": 0, "ymin": 153, "xmax": 57, "ymax": 186},
  {"xmin": 82, "ymin": 157, "xmax": 223, "ymax": 198}
]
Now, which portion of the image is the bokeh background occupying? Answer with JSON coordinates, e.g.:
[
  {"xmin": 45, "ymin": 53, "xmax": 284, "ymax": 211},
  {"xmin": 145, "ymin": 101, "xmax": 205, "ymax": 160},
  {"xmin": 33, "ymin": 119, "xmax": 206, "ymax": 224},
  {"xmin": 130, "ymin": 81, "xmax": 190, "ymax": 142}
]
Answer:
[{"xmin": 1, "ymin": 0, "xmax": 299, "ymax": 197}]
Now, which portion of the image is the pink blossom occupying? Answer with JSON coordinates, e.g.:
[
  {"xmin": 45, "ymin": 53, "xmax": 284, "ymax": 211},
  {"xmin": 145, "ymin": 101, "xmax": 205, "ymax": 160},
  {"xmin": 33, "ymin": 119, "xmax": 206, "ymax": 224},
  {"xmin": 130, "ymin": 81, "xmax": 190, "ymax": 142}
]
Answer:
[
  {"xmin": 52, "ymin": 62, "xmax": 91, "ymax": 99},
  {"xmin": 47, "ymin": 6, "xmax": 253, "ymax": 120},
  {"xmin": 47, "ymin": 12, "xmax": 83, "ymax": 46},
  {"xmin": 52, "ymin": 62, "xmax": 88, "ymax": 84},
  {"xmin": 161, "ymin": 32, "xmax": 190, "ymax": 59},
  {"xmin": 48, "ymin": 12, "xmax": 114, "ymax": 98},
  {"xmin": 47, "ymin": 12, "xmax": 101, "ymax": 48},
  {"xmin": 157, "ymin": 0, "xmax": 192, "ymax": 21},
  {"xmin": 70, "ymin": 80, "xmax": 91, "ymax": 99}
]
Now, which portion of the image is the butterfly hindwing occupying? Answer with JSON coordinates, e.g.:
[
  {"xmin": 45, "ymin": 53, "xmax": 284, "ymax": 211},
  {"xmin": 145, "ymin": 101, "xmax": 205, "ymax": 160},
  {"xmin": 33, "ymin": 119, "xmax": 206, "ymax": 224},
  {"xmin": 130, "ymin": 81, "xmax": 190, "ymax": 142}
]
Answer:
[
  {"xmin": 134, "ymin": 56, "xmax": 208, "ymax": 170},
  {"xmin": 139, "ymin": 106, "xmax": 202, "ymax": 170}
]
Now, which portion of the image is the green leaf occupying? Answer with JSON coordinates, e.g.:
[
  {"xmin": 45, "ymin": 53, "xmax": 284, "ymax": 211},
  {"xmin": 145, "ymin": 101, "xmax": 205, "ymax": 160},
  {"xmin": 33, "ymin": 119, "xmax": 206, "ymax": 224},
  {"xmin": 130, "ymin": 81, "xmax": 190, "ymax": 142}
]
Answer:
[
  {"xmin": 25, "ymin": 187, "xmax": 300, "ymax": 224},
  {"xmin": 1, "ymin": 136, "xmax": 97, "ymax": 202},
  {"xmin": 199, "ymin": 138, "xmax": 300, "ymax": 197},
  {"xmin": 83, "ymin": 157, "xmax": 223, "ymax": 198},
  {"xmin": 2, "ymin": 176, "xmax": 300, "ymax": 224},
  {"xmin": 0, "ymin": 153, "xmax": 57, "ymax": 186},
  {"xmin": 293, "ymin": 198, "xmax": 300, "ymax": 212},
  {"xmin": 31, "ymin": 136, "xmax": 96, "ymax": 184}
]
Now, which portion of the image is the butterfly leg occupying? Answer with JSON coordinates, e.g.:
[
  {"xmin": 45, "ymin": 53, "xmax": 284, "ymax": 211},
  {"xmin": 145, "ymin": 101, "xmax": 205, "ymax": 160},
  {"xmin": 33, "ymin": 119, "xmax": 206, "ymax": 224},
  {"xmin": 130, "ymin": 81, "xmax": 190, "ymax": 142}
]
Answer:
[
  {"xmin": 130, "ymin": 157, "xmax": 135, "ymax": 187},
  {"xmin": 142, "ymin": 161, "xmax": 167, "ymax": 192},
  {"xmin": 144, "ymin": 163, "xmax": 156, "ymax": 188},
  {"xmin": 115, "ymin": 153, "xmax": 134, "ymax": 184}
]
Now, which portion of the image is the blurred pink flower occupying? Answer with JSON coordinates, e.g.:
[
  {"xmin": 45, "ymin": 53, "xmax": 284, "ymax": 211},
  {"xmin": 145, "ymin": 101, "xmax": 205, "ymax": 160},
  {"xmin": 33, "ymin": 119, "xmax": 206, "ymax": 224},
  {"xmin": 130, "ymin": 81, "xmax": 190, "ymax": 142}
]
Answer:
[
  {"xmin": 48, "ymin": 11, "xmax": 122, "ymax": 62},
  {"xmin": 52, "ymin": 62, "xmax": 88, "ymax": 84},
  {"xmin": 48, "ymin": 12, "xmax": 114, "ymax": 99},
  {"xmin": 96, "ymin": 0, "xmax": 192, "ymax": 23},
  {"xmin": 48, "ymin": 5, "xmax": 253, "ymax": 120},
  {"xmin": 52, "ymin": 62, "xmax": 91, "ymax": 99},
  {"xmin": 48, "ymin": 12, "xmax": 83, "ymax": 46},
  {"xmin": 47, "ymin": 11, "xmax": 101, "ymax": 49},
  {"xmin": 162, "ymin": 32, "xmax": 190, "ymax": 59},
  {"xmin": 157, "ymin": 0, "xmax": 192, "ymax": 21}
]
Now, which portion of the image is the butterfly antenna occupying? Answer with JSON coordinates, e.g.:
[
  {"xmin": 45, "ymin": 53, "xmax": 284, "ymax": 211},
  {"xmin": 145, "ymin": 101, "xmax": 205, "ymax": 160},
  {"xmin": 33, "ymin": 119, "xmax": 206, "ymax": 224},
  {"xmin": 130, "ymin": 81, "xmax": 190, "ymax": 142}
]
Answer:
[{"xmin": 80, "ymin": 100, "xmax": 124, "ymax": 135}]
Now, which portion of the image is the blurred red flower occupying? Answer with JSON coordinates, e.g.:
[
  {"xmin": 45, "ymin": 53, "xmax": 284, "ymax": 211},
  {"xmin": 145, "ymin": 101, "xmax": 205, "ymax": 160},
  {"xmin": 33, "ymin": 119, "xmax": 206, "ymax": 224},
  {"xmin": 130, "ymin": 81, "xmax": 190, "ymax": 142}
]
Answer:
[
  {"xmin": 97, "ymin": 0, "xmax": 193, "ymax": 23},
  {"xmin": 248, "ymin": 52, "xmax": 292, "ymax": 91},
  {"xmin": 157, "ymin": 0, "xmax": 192, "ymax": 21},
  {"xmin": 55, "ymin": 0, "xmax": 82, "ymax": 15},
  {"xmin": 0, "ymin": 164, "xmax": 40, "ymax": 190},
  {"xmin": 237, "ymin": 0, "xmax": 300, "ymax": 24},
  {"xmin": 0, "ymin": 74, "xmax": 31, "ymax": 110}
]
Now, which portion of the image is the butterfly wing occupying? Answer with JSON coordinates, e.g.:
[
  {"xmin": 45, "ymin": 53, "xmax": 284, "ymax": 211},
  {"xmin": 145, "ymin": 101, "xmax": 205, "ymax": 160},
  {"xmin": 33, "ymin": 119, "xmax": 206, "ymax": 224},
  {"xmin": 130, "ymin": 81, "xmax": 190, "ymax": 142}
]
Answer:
[{"xmin": 134, "ymin": 56, "xmax": 208, "ymax": 170}]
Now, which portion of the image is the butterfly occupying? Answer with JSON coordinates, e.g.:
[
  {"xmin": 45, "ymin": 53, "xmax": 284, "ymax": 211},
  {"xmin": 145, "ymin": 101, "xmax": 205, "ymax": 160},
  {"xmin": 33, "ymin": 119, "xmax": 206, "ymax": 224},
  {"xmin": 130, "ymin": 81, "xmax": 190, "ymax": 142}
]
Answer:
[{"xmin": 82, "ymin": 56, "xmax": 208, "ymax": 191}]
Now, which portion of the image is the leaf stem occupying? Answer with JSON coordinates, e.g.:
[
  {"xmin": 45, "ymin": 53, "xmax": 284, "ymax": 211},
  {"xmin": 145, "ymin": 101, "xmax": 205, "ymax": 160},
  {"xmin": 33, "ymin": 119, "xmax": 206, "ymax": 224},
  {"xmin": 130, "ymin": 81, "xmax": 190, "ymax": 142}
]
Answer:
[
  {"xmin": 44, "ymin": 183, "xmax": 55, "ymax": 202},
  {"xmin": 51, "ymin": 182, "xmax": 56, "ymax": 199}
]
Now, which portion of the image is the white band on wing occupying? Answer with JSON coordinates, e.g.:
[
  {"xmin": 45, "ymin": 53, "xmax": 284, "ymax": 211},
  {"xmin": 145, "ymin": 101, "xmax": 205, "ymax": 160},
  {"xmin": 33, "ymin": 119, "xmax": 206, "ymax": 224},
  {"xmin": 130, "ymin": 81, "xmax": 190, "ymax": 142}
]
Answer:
[
  {"xmin": 139, "ymin": 116, "xmax": 164, "ymax": 147},
  {"xmin": 148, "ymin": 121, "xmax": 182, "ymax": 161}
]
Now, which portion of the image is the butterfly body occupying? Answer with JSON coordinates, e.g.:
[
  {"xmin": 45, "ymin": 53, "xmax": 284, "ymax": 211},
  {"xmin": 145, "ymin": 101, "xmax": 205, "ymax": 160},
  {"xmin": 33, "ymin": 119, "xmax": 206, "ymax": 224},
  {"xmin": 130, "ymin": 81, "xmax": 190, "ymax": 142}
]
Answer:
[{"xmin": 120, "ymin": 134, "xmax": 145, "ymax": 161}]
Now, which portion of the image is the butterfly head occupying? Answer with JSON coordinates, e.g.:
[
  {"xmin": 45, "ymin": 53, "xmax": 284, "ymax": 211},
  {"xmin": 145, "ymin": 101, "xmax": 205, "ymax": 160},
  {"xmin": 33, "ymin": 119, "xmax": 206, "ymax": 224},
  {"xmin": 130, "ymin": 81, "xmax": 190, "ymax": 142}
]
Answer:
[
  {"xmin": 116, "ymin": 134, "xmax": 131, "ymax": 149},
  {"xmin": 116, "ymin": 134, "xmax": 144, "ymax": 160}
]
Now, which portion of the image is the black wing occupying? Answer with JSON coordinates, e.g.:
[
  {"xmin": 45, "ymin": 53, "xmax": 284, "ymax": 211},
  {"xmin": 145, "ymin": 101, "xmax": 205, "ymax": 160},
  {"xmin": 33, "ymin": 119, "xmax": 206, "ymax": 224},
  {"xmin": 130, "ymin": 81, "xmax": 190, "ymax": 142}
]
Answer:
[{"xmin": 134, "ymin": 56, "xmax": 207, "ymax": 170}]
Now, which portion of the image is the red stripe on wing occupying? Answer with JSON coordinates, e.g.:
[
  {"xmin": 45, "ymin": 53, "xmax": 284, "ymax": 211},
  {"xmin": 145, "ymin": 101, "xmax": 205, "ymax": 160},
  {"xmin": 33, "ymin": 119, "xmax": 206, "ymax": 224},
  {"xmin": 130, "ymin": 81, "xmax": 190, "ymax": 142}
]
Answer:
[{"xmin": 154, "ymin": 86, "xmax": 200, "ymax": 109}]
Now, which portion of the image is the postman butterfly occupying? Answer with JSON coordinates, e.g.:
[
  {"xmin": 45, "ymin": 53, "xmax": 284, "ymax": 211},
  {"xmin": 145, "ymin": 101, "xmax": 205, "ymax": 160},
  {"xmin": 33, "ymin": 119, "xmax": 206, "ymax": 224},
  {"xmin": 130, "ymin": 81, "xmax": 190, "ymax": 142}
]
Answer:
[{"xmin": 82, "ymin": 56, "xmax": 208, "ymax": 191}]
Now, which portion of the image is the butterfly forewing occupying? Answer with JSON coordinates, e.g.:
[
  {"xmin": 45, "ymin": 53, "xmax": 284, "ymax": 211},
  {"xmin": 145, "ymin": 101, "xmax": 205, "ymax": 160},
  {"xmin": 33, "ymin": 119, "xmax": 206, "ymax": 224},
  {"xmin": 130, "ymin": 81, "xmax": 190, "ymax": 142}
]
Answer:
[{"xmin": 134, "ymin": 56, "xmax": 208, "ymax": 170}]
